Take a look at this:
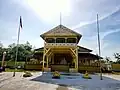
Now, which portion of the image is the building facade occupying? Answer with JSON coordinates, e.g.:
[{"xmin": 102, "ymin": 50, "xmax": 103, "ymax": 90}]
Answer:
[
  {"xmin": 25, "ymin": 25, "xmax": 102, "ymax": 72},
  {"xmin": 38, "ymin": 25, "xmax": 101, "ymax": 72}
]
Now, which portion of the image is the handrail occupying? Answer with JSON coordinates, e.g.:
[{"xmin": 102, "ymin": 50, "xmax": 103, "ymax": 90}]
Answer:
[{"xmin": 45, "ymin": 43, "xmax": 77, "ymax": 47}]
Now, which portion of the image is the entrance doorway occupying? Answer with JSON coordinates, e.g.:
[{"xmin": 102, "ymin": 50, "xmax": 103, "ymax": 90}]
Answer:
[{"xmin": 51, "ymin": 53, "xmax": 73, "ymax": 72}]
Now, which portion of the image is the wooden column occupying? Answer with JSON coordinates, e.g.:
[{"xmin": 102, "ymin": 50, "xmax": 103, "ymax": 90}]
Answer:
[
  {"xmin": 42, "ymin": 47, "xmax": 51, "ymax": 71},
  {"xmin": 47, "ymin": 52, "xmax": 52, "ymax": 68},
  {"xmin": 42, "ymin": 54, "xmax": 45, "ymax": 71},
  {"xmin": 76, "ymin": 47, "xmax": 78, "ymax": 72},
  {"xmin": 46, "ymin": 55, "xmax": 48, "ymax": 68},
  {"xmin": 70, "ymin": 48, "xmax": 78, "ymax": 72}
]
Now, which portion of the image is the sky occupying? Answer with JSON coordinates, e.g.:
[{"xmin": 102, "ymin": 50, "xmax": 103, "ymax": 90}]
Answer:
[{"xmin": 0, "ymin": 0, "xmax": 120, "ymax": 60}]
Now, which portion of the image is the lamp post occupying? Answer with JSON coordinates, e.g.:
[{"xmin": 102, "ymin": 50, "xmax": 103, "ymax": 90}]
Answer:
[
  {"xmin": 1, "ymin": 51, "xmax": 6, "ymax": 71},
  {"xmin": 2, "ymin": 52, "xmax": 6, "ymax": 67}
]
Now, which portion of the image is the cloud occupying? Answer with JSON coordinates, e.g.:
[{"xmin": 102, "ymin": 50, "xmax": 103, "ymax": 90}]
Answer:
[
  {"xmin": 100, "ymin": 29, "xmax": 120, "ymax": 40},
  {"xmin": 72, "ymin": 6, "xmax": 120, "ymax": 30},
  {"xmin": 88, "ymin": 29, "xmax": 120, "ymax": 41}
]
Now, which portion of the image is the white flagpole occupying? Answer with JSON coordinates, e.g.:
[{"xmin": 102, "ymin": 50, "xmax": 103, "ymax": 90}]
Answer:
[
  {"xmin": 97, "ymin": 14, "xmax": 102, "ymax": 80},
  {"xmin": 60, "ymin": 12, "xmax": 62, "ymax": 25},
  {"xmin": 13, "ymin": 17, "xmax": 21, "ymax": 77}
]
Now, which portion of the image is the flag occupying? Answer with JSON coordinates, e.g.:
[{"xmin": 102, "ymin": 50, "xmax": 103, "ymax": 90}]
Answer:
[{"xmin": 20, "ymin": 16, "xmax": 22, "ymax": 28}]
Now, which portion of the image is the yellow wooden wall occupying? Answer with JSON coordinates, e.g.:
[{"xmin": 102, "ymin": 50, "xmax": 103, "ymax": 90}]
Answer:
[
  {"xmin": 78, "ymin": 65, "xmax": 100, "ymax": 73},
  {"xmin": 112, "ymin": 64, "xmax": 120, "ymax": 71}
]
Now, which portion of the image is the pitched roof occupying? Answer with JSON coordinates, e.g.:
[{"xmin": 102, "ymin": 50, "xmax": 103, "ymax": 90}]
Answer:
[
  {"xmin": 78, "ymin": 46, "xmax": 92, "ymax": 52},
  {"xmin": 40, "ymin": 25, "xmax": 82, "ymax": 39},
  {"xmin": 34, "ymin": 45, "xmax": 92, "ymax": 52},
  {"xmin": 78, "ymin": 53, "xmax": 103, "ymax": 59}
]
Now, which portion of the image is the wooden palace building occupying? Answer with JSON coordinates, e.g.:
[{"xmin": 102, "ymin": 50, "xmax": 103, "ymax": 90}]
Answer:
[{"xmin": 25, "ymin": 25, "xmax": 102, "ymax": 72}]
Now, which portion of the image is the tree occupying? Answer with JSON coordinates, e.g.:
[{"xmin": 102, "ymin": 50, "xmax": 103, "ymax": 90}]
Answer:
[
  {"xmin": 6, "ymin": 41, "xmax": 33, "ymax": 61},
  {"xmin": 0, "ymin": 42, "xmax": 5, "ymax": 61},
  {"xmin": 0, "ymin": 41, "xmax": 34, "ymax": 62},
  {"xmin": 114, "ymin": 53, "xmax": 120, "ymax": 64},
  {"xmin": 0, "ymin": 46, "xmax": 3, "ymax": 61},
  {"xmin": 105, "ymin": 57, "xmax": 111, "ymax": 63}
]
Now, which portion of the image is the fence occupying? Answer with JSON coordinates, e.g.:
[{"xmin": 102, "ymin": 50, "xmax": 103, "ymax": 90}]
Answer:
[
  {"xmin": 24, "ymin": 62, "xmax": 42, "ymax": 70},
  {"xmin": 112, "ymin": 64, "xmax": 120, "ymax": 71},
  {"xmin": 24, "ymin": 62, "xmax": 101, "ymax": 72},
  {"xmin": 78, "ymin": 65, "xmax": 100, "ymax": 73}
]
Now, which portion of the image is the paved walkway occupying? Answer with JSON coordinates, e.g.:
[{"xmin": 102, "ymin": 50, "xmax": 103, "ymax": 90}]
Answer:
[
  {"xmin": 0, "ymin": 72, "xmax": 57, "ymax": 90},
  {"xmin": 0, "ymin": 72, "xmax": 120, "ymax": 90},
  {"xmin": 0, "ymin": 72, "xmax": 75, "ymax": 90}
]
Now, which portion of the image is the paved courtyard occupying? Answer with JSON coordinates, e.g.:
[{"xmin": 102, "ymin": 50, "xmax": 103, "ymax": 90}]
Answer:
[
  {"xmin": 0, "ymin": 72, "xmax": 73, "ymax": 90},
  {"xmin": 0, "ymin": 72, "xmax": 120, "ymax": 90}
]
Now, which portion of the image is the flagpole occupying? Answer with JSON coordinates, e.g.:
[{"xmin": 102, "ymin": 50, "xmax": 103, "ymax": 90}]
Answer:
[
  {"xmin": 60, "ymin": 12, "xmax": 62, "ymax": 28},
  {"xmin": 97, "ymin": 14, "xmax": 102, "ymax": 80},
  {"xmin": 13, "ymin": 17, "xmax": 21, "ymax": 77},
  {"xmin": 60, "ymin": 12, "xmax": 62, "ymax": 25}
]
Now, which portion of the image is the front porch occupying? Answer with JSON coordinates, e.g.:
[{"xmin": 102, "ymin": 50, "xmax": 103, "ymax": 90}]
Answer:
[
  {"xmin": 42, "ymin": 46, "xmax": 78, "ymax": 72},
  {"xmin": 25, "ymin": 47, "xmax": 101, "ymax": 73}
]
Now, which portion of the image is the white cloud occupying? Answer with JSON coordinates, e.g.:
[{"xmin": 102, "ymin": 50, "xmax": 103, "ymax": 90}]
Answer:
[
  {"xmin": 88, "ymin": 29, "xmax": 120, "ymax": 41},
  {"xmin": 100, "ymin": 29, "xmax": 120, "ymax": 40},
  {"xmin": 72, "ymin": 6, "xmax": 120, "ymax": 30}
]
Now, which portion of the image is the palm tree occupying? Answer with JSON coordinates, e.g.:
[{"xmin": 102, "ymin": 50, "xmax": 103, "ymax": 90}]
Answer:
[
  {"xmin": 105, "ymin": 57, "xmax": 110, "ymax": 63},
  {"xmin": 114, "ymin": 53, "xmax": 120, "ymax": 64}
]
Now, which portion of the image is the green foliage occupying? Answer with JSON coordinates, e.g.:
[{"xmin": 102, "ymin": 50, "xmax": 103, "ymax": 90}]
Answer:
[
  {"xmin": 114, "ymin": 53, "xmax": 120, "ymax": 64},
  {"xmin": 82, "ymin": 71, "xmax": 92, "ymax": 79},
  {"xmin": 82, "ymin": 76, "xmax": 92, "ymax": 79},
  {"xmin": 23, "ymin": 71, "xmax": 32, "ymax": 77},
  {"xmin": 52, "ymin": 71, "xmax": 60, "ymax": 79},
  {"xmin": 105, "ymin": 57, "xmax": 111, "ymax": 62},
  {"xmin": 0, "ymin": 41, "xmax": 34, "ymax": 62}
]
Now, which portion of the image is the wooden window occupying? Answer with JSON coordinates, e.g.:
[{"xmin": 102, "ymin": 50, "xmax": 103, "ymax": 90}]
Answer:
[
  {"xmin": 56, "ymin": 38, "xmax": 65, "ymax": 43},
  {"xmin": 67, "ymin": 38, "xmax": 76, "ymax": 43},
  {"xmin": 46, "ymin": 38, "xmax": 55, "ymax": 43}
]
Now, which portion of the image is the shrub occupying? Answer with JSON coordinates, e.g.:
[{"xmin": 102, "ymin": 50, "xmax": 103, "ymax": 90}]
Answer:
[
  {"xmin": 82, "ymin": 71, "xmax": 92, "ymax": 79},
  {"xmin": 52, "ymin": 71, "xmax": 60, "ymax": 79},
  {"xmin": 82, "ymin": 75, "xmax": 92, "ymax": 79},
  {"xmin": 23, "ymin": 71, "xmax": 32, "ymax": 77}
]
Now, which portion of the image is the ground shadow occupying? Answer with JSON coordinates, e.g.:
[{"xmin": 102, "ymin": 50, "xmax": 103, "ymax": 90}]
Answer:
[
  {"xmin": 30, "ymin": 72, "xmax": 120, "ymax": 90},
  {"xmin": 56, "ymin": 85, "xmax": 68, "ymax": 90}
]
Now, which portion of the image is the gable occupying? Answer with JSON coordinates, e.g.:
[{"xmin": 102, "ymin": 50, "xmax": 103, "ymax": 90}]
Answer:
[{"xmin": 40, "ymin": 25, "xmax": 82, "ymax": 38}]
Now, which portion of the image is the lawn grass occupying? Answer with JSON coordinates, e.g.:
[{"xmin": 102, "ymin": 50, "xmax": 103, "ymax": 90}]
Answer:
[
  {"xmin": 5, "ymin": 68, "xmax": 40, "ymax": 72},
  {"xmin": 0, "ymin": 61, "xmax": 41, "ymax": 72},
  {"xmin": 6, "ymin": 61, "xmax": 25, "ymax": 67},
  {"xmin": 5, "ymin": 68, "xmax": 24, "ymax": 72}
]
